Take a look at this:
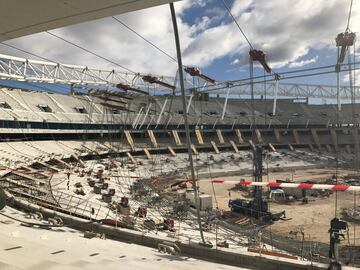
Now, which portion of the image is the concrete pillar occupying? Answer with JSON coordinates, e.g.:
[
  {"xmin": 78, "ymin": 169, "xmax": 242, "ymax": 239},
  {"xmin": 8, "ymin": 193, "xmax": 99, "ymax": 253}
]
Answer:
[
  {"xmin": 292, "ymin": 130, "xmax": 300, "ymax": 144},
  {"xmin": 171, "ymin": 130, "xmax": 182, "ymax": 145},
  {"xmin": 229, "ymin": 140, "xmax": 239, "ymax": 153},
  {"xmin": 330, "ymin": 129, "xmax": 338, "ymax": 151},
  {"xmin": 195, "ymin": 128, "xmax": 204, "ymax": 145},
  {"xmin": 210, "ymin": 141, "xmax": 220, "ymax": 154},
  {"xmin": 274, "ymin": 129, "xmax": 281, "ymax": 143},
  {"xmin": 167, "ymin": 146, "xmax": 177, "ymax": 157},
  {"xmin": 255, "ymin": 129, "xmax": 263, "ymax": 143},
  {"xmin": 311, "ymin": 129, "xmax": 321, "ymax": 150},
  {"xmin": 235, "ymin": 129, "xmax": 244, "ymax": 144},
  {"xmin": 147, "ymin": 130, "xmax": 158, "ymax": 148},
  {"xmin": 216, "ymin": 129, "xmax": 225, "ymax": 144}
]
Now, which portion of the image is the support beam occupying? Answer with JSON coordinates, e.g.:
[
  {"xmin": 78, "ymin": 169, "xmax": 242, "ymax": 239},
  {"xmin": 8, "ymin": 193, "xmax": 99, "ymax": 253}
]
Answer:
[
  {"xmin": 143, "ymin": 148, "xmax": 152, "ymax": 160},
  {"xmin": 170, "ymin": 2, "xmax": 205, "ymax": 244},
  {"xmin": 52, "ymin": 157, "xmax": 71, "ymax": 170},
  {"xmin": 288, "ymin": 144, "xmax": 294, "ymax": 151},
  {"xmin": 126, "ymin": 152, "xmax": 138, "ymax": 166},
  {"xmin": 346, "ymin": 145, "xmax": 352, "ymax": 154},
  {"xmin": 255, "ymin": 129, "xmax": 263, "ymax": 143},
  {"xmin": 155, "ymin": 98, "xmax": 168, "ymax": 128},
  {"xmin": 124, "ymin": 130, "xmax": 134, "ymax": 149},
  {"xmin": 330, "ymin": 129, "xmax": 338, "ymax": 151},
  {"xmin": 351, "ymin": 129, "xmax": 360, "ymax": 170},
  {"xmin": 235, "ymin": 129, "xmax": 244, "ymax": 144},
  {"xmin": 229, "ymin": 140, "xmax": 239, "ymax": 153},
  {"xmin": 248, "ymin": 140, "xmax": 256, "ymax": 151},
  {"xmin": 167, "ymin": 146, "xmax": 176, "ymax": 157},
  {"xmin": 210, "ymin": 141, "xmax": 220, "ymax": 154},
  {"xmin": 274, "ymin": 129, "xmax": 281, "ymax": 143},
  {"xmin": 311, "ymin": 129, "xmax": 321, "ymax": 150},
  {"xmin": 268, "ymin": 143, "xmax": 276, "ymax": 152},
  {"xmin": 216, "ymin": 129, "xmax": 225, "ymax": 144},
  {"xmin": 308, "ymin": 144, "xmax": 315, "ymax": 152},
  {"xmin": 326, "ymin": 144, "xmax": 332, "ymax": 153},
  {"xmin": 132, "ymin": 106, "xmax": 143, "ymax": 129},
  {"xmin": 191, "ymin": 144, "xmax": 198, "ymax": 155},
  {"xmin": 32, "ymin": 161, "xmax": 61, "ymax": 173},
  {"xmin": 221, "ymin": 87, "xmax": 230, "ymax": 120},
  {"xmin": 71, "ymin": 154, "xmax": 85, "ymax": 168},
  {"xmin": 292, "ymin": 130, "xmax": 300, "ymax": 144},
  {"xmin": 195, "ymin": 128, "xmax": 204, "ymax": 145},
  {"xmin": 186, "ymin": 94, "xmax": 193, "ymax": 113},
  {"xmin": 171, "ymin": 130, "xmax": 182, "ymax": 145},
  {"xmin": 147, "ymin": 130, "xmax": 158, "ymax": 148}
]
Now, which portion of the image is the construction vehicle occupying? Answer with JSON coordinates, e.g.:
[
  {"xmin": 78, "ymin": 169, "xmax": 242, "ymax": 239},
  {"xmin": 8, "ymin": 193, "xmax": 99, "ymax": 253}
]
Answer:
[{"xmin": 229, "ymin": 146, "xmax": 286, "ymax": 222}]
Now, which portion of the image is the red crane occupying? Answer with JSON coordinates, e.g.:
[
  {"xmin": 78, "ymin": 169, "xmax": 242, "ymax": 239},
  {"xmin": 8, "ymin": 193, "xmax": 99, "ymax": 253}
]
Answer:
[
  {"xmin": 184, "ymin": 67, "xmax": 216, "ymax": 84},
  {"xmin": 335, "ymin": 31, "xmax": 355, "ymax": 64},
  {"xmin": 142, "ymin": 75, "xmax": 176, "ymax": 90},
  {"xmin": 116, "ymin": 83, "xmax": 149, "ymax": 95},
  {"xmin": 249, "ymin": 49, "xmax": 272, "ymax": 74}
]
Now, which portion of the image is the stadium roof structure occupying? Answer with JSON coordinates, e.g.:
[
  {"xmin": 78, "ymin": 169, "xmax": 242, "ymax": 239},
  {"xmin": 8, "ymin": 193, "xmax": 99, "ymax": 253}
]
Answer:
[{"xmin": 0, "ymin": 0, "xmax": 180, "ymax": 42}]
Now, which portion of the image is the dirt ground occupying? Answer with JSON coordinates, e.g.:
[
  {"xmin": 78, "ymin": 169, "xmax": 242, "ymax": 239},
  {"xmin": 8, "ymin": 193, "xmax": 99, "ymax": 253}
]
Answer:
[{"xmin": 199, "ymin": 168, "xmax": 360, "ymax": 244}]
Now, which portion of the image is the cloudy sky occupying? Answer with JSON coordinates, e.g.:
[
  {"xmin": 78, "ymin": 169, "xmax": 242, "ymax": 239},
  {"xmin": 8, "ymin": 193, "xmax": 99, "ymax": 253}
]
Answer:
[{"xmin": 1, "ymin": 0, "xmax": 359, "ymax": 86}]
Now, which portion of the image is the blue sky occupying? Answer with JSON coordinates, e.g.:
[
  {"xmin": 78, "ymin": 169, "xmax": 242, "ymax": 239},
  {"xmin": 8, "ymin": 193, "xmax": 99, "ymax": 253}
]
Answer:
[{"xmin": 0, "ymin": 0, "xmax": 359, "ymax": 93}]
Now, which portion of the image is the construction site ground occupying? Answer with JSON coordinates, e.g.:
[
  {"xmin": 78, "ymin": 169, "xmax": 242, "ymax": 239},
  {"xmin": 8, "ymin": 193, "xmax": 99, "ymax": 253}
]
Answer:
[{"xmin": 200, "ymin": 168, "xmax": 360, "ymax": 244}]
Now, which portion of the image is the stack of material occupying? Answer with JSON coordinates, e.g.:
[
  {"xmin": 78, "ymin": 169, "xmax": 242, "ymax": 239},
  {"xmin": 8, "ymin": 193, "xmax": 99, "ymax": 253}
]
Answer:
[{"xmin": 342, "ymin": 206, "xmax": 360, "ymax": 222}]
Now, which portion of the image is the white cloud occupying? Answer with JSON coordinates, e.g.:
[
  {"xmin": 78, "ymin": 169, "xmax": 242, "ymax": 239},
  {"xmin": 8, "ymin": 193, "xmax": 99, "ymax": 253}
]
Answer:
[
  {"xmin": 0, "ymin": 0, "xmax": 359, "ymax": 79},
  {"xmin": 342, "ymin": 70, "xmax": 360, "ymax": 84},
  {"xmin": 289, "ymin": 56, "xmax": 319, "ymax": 68}
]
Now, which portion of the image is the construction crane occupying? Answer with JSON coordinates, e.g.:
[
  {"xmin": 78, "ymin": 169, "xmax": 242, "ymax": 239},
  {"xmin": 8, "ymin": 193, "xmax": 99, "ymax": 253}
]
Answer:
[
  {"xmin": 184, "ymin": 67, "xmax": 216, "ymax": 84},
  {"xmin": 335, "ymin": 32, "xmax": 356, "ymax": 64},
  {"xmin": 249, "ymin": 49, "xmax": 272, "ymax": 74},
  {"xmin": 142, "ymin": 75, "xmax": 176, "ymax": 90},
  {"xmin": 116, "ymin": 83, "xmax": 149, "ymax": 95}
]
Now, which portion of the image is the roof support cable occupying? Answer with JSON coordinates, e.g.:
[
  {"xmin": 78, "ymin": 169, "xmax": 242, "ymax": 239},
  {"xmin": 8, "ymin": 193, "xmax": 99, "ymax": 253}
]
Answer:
[{"xmin": 46, "ymin": 31, "xmax": 136, "ymax": 74}]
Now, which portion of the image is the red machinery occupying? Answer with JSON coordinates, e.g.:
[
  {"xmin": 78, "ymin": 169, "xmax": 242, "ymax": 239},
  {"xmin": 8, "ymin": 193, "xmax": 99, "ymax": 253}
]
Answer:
[
  {"xmin": 184, "ymin": 67, "xmax": 216, "ymax": 84},
  {"xmin": 249, "ymin": 49, "xmax": 272, "ymax": 73},
  {"xmin": 120, "ymin": 197, "xmax": 129, "ymax": 207},
  {"xmin": 137, "ymin": 206, "xmax": 147, "ymax": 218},
  {"xmin": 164, "ymin": 218, "xmax": 175, "ymax": 231},
  {"xmin": 142, "ymin": 75, "xmax": 176, "ymax": 90},
  {"xmin": 336, "ymin": 31, "xmax": 356, "ymax": 64},
  {"xmin": 116, "ymin": 83, "xmax": 149, "ymax": 95},
  {"xmin": 108, "ymin": 188, "xmax": 116, "ymax": 196}
]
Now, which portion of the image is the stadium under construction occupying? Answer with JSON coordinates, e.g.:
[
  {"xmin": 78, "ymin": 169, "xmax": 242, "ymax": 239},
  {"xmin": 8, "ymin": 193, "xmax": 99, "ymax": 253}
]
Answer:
[{"xmin": 0, "ymin": 1, "xmax": 359, "ymax": 270}]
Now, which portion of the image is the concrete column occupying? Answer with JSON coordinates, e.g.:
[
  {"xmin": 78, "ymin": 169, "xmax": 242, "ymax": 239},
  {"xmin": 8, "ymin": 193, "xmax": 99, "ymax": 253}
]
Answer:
[
  {"xmin": 292, "ymin": 130, "xmax": 300, "ymax": 144},
  {"xmin": 311, "ymin": 129, "xmax": 321, "ymax": 150}
]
